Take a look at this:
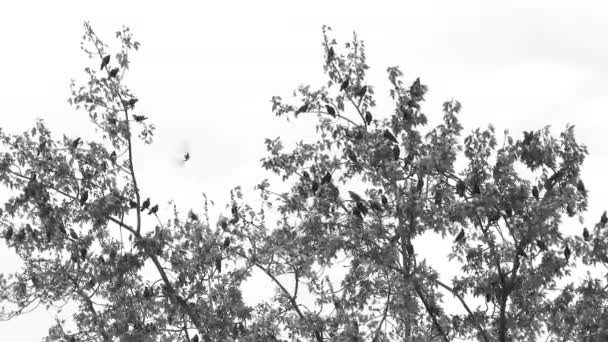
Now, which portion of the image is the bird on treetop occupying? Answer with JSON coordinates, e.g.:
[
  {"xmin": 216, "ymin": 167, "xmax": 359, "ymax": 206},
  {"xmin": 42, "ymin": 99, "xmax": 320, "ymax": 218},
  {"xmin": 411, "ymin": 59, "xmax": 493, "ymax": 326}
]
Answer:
[{"xmin": 100, "ymin": 55, "xmax": 111, "ymax": 70}]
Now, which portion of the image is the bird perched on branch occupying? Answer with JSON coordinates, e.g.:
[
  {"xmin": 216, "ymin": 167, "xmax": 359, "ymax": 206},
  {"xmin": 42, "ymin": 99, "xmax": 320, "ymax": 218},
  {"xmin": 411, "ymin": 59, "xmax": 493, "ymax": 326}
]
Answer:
[
  {"xmin": 148, "ymin": 205, "xmax": 158, "ymax": 215},
  {"xmin": 100, "ymin": 55, "xmax": 110, "ymax": 70},
  {"xmin": 140, "ymin": 198, "xmax": 150, "ymax": 211},
  {"xmin": 325, "ymin": 105, "xmax": 336, "ymax": 117},
  {"xmin": 132, "ymin": 115, "xmax": 148, "ymax": 122},
  {"xmin": 108, "ymin": 68, "xmax": 119, "ymax": 78}
]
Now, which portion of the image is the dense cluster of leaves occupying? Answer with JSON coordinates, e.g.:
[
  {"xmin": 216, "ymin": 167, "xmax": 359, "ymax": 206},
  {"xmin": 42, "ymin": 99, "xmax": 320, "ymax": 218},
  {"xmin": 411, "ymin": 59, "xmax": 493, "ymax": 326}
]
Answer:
[{"xmin": 1, "ymin": 23, "xmax": 608, "ymax": 342}]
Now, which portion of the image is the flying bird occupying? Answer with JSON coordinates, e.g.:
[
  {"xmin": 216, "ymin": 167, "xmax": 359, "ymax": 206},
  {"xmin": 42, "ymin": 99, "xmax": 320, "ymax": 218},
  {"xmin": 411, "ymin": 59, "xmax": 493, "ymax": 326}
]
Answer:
[
  {"xmin": 325, "ymin": 105, "xmax": 336, "ymax": 117},
  {"xmin": 148, "ymin": 205, "xmax": 159, "ymax": 215},
  {"xmin": 140, "ymin": 198, "xmax": 151, "ymax": 211},
  {"xmin": 100, "ymin": 55, "xmax": 111, "ymax": 70},
  {"xmin": 108, "ymin": 68, "xmax": 119, "ymax": 78},
  {"xmin": 383, "ymin": 129, "xmax": 398, "ymax": 144}
]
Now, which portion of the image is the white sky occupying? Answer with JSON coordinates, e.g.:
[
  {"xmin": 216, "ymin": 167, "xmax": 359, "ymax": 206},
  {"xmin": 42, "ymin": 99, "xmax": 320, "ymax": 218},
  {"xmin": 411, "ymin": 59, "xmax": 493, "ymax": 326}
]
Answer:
[{"xmin": 1, "ymin": 1, "xmax": 608, "ymax": 340}]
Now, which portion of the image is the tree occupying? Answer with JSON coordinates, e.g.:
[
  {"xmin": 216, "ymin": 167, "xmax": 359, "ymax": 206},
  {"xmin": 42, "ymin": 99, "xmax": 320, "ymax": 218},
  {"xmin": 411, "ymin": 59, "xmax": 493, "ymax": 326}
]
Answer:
[{"xmin": 0, "ymin": 22, "xmax": 607, "ymax": 342}]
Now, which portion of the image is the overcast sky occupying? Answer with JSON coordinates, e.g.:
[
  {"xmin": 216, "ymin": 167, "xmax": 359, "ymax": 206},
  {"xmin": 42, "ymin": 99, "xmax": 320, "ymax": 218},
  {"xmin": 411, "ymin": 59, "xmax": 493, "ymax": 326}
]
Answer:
[{"xmin": 1, "ymin": 1, "xmax": 607, "ymax": 340}]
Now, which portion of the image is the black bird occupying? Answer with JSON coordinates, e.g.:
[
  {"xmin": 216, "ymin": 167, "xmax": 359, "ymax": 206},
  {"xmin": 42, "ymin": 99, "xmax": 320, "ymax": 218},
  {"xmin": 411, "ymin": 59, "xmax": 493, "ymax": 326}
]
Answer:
[
  {"xmin": 128, "ymin": 200, "xmax": 138, "ymax": 209},
  {"xmin": 577, "ymin": 180, "xmax": 586, "ymax": 195},
  {"xmin": 183, "ymin": 152, "xmax": 190, "ymax": 162},
  {"xmin": 393, "ymin": 145, "xmax": 400, "ymax": 161},
  {"xmin": 456, "ymin": 180, "xmax": 466, "ymax": 198},
  {"xmin": 381, "ymin": 195, "xmax": 388, "ymax": 206},
  {"xmin": 516, "ymin": 247, "xmax": 528, "ymax": 258},
  {"xmin": 301, "ymin": 171, "xmax": 310, "ymax": 181},
  {"xmin": 564, "ymin": 244, "xmax": 571, "ymax": 262},
  {"xmin": 365, "ymin": 111, "xmax": 373, "ymax": 125},
  {"xmin": 80, "ymin": 190, "xmax": 88, "ymax": 205},
  {"xmin": 311, "ymin": 181, "xmax": 319, "ymax": 193},
  {"xmin": 109, "ymin": 151, "xmax": 117, "ymax": 165},
  {"xmin": 189, "ymin": 211, "xmax": 199, "ymax": 221},
  {"xmin": 347, "ymin": 150, "xmax": 358, "ymax": 163},
  {"xmin": 383, "ymin": 129, "xmax": 398, "ymax": 144},
  {"xmin": 536, "ymin": 239, "xmax": 547, "ymax": 251},
  {"xmin": 4, "ymin": 227, "xmax": 13, "ymax": 241},
  {"xmin": 369, "ymin": 201, "xmax": 383, "ymax": 212},
  {"xmin": 454, "ymin": 229, "xmax": 465, "ymax": 243},
  {"xmin": 108, "ymin": 68, "xmax": 119, "ymax": 78},
  {"xmin": 321, "ymin": 172, "xmax": 332, "ymax": 184},
  {"xmin": 295, "ymin": 103, "xmax": 309, "ymax": 115},
  {"xmin": 133, "ymin": 115, "xmax": 148, "ymax": 122},
  {"xmin": 148, "ymin": 205, "xmax": 159, "ymax": 215},
  {"xmin": 583, "ymin": 227, "xmax": 590, "ymax": 241},
  {"xmin": 71, "ymin": 137, "xmax": 81, "ymax": 149},
  {"xmin": 505, "ymin": 206, "xmax": 513, "ymax": 217},
  {"xmin": 410, "ymin": 77, "xmax": 422, "ymax": 97},
  {"xmin": 532, "ymin": 186, "xmax": 539, "ymax": 200},
  {"xmin": 434, "ymin": 191, "xmax": 442, "ymax": 206},
  {"xmin": 348, "ymin": 191, "xmax": 363, "ymax": 203},
  {"xmin": 355, "ymin": 85, "xmax": 367, "ymax": 98},
  {"xmin": 223, "ymin": 237, "xmax": 230, "ymax": 249},
  {"xmin": 127, "ymin": 98, "xmax": 138, "ymax": 107},
  {"xmin": 472, "ymin": 183, "xmax": 481, "ymax": 195},
  {"xmin": 340, "ymin": 78, "xmax": 349, "ymax": 92},
  {"xmin": 416, "ymin": 177, "xmax": 424, "ymax": 193},
  {"xmin": 566, "ymin": 203, "xmax": 575, "ymax": 217},
  {"xmin": 100, "ymin": 55, "xmax": 111, "ymax": 70},
  {"xmin": 327, "ymin": 46, "xmax": 335, "ymax": 63},
  {"xmin": 602, "ymin": 211, "xmax": 608, "ymax": 227},
  {"xmin": 141, "ymin": 198, "xmax": 151, "ymax": 211},
  {"xmin": 215, "ymin": 256, "xmax": 222, "ymax": 273},
  {"xmin": 325, "ymin": 105, "xmax": 336, "ymax": 117}
]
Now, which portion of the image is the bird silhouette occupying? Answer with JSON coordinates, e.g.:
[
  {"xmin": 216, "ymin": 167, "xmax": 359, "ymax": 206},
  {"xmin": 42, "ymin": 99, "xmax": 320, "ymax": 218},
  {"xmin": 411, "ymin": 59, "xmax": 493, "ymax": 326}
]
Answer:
[
  {"xmin": 454, "ymin": 229, "xmax": 465, "ymax": 243},
  {"xmin": 583, "ymin": 227, "xmax": 590, "ymax": 241},
  {"xmin": 296, "ymin": 103, "xmax": 309, "ymax": 115},
  {"xmin": 393, "ymin": 145, "xmax": 400, "ymax": 161},
  {"xmin": 80, "ymin": 190, "xmax": 88, "ymax": 205},
  {"xmin": 183, "ymin": 152, "xmax": 190, "ymax": 162},
  {"xmin": 223, "ymin": 237, "xmax": 230, "ymax": 249},
  {"xmin": 148, "ymin": 205, "xmax": 159, "ymax": 215},
  {"xmin": 383, "ymin": 129, "xmax": 398, "ymax": 144},
  {"xmin": 340, "ymin": 78, "xmax": 349, "ymax": 92},
  {"xmin": 355, "ymin": 85, "xmax": 367, "ymax": 98},
  {"xmin": 327, "ymin": 47, "xmax": 335, "ymax": 63},
  {"xmin": 456, "ymin": 181, "xmax": 466, "ymax": 198},
  {"xmin": 71, "ymin": 137, "xmax": 81, "ymax": 149},
  {"xmin": 532, "ymin": 186, "xmax": 539, "ymax": 200},
  {"xmin": 100, "ymin": 55, "xmax": 111, "ymax": 70},
  {"xmin": 365, "ymin": 111, "xmax": 373, "ymax": 125},
  {"xmin": 110, "ymin": 151, "xmax": 117, "ymax": 165},
  {"xmin": 141, "ymin": 198, "xmax": 150, "ymax": 211},
  {"xmin": 321, "ymin": 172, "xmax": 332, "ymax": 184},
  {"xmin": 132, "ymin": 115, "xmax": 147, "ymax": 122},
  {"xmin": 325, "ymin": 105, "xmax": 336, "ymax": 117},
  {"xmin": 564, "ymin": 244, "xmax": 571, "ymax": 262},
  {"xmin": 108, "ymin": 68, "xmax": 119, "ymax": 78}
]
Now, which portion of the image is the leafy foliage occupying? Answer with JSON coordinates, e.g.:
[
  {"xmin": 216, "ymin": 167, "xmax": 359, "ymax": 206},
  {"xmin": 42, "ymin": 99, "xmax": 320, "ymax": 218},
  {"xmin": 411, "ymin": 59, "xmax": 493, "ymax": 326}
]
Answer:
[{"xmin": 0, "ymin": 23, "xmax": 607, "ymax": 342}]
